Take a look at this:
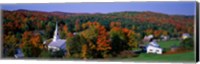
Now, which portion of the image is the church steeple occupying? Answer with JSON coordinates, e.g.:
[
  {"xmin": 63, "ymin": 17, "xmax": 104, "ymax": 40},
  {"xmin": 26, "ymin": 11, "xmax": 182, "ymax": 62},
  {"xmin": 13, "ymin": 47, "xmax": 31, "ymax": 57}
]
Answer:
[{"xmin": 53, "ymin": 22, "xmax": 60, "ymax": 42}]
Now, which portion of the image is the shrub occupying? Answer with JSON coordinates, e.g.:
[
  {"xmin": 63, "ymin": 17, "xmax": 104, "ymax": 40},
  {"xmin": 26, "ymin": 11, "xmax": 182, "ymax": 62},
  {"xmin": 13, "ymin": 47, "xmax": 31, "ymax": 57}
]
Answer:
[
  {"xmin": 180, "ymin": 38, "xmax": 194, "ymax": 50},
  {"xmin": 119, "ymin": 50, "xmax": 139, "ymax": 58}
]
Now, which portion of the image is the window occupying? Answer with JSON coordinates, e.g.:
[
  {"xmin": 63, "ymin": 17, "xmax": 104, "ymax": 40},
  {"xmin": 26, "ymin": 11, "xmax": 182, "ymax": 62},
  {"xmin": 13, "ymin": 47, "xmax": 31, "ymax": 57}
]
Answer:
[
  {"xmin": 150, "ymin": 49, "xmax": 152, "ymax": 51},
  {"xmin": 156, "ymin": 50, "xmax": 159, "ymax": 52}
]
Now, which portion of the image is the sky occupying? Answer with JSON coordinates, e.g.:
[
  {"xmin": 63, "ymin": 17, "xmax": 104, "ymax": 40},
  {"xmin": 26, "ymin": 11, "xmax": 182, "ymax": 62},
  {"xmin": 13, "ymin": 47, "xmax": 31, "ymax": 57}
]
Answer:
[{"xmin": 1, "ymin": 2, "xmax": 196, "ymax": 15}]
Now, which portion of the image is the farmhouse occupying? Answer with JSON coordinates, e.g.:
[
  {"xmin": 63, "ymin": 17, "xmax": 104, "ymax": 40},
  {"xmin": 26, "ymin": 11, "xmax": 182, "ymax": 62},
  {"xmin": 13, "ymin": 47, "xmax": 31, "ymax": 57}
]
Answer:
[
  {"xmin": 160, "ymin": 35, "xmax": 169, "ymax": 41},
  {"xmin": 46, "ymin": 22, "xmax": 66, "ymax": 52},
  {"xmin": 182, "ymin": 33, "xmax": 191, "ymax": 40},
  {"xmin": 146, "ymin": 39, "xmax": 163, "ymax": 54},
  {"xmin": 14, "ymin": 48, "xmax": 24, "ymax": 58}
]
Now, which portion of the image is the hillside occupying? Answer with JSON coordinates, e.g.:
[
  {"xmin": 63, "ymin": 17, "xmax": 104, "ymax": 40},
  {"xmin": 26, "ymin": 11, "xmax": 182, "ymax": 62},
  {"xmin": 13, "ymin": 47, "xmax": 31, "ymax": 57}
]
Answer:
[
  {"xmin": 2, "ymin": 9, "xmax": 194, "ymax": 58},
  {"xmin": 3, "ymin": 9, "xmax": 194, "ymax": 36}
]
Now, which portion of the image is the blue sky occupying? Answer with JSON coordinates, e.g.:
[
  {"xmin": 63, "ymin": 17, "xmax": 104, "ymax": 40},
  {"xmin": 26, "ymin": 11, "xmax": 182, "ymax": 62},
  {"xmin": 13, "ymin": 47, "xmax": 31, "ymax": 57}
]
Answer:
[{"xmin": 1, "ymin": 2, "xmax": 196, "ymax": 15}]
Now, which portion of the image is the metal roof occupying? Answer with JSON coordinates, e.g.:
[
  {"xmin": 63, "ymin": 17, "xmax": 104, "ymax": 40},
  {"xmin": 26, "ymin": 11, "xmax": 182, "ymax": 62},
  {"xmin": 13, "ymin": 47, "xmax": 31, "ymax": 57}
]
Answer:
[
  {"xmin": 148, "ymin": 41, "xmax": 160, "ymax": 48},
  {"xmin": 48, "ymin": 39, "xmax": 66, "ymax": 48}
]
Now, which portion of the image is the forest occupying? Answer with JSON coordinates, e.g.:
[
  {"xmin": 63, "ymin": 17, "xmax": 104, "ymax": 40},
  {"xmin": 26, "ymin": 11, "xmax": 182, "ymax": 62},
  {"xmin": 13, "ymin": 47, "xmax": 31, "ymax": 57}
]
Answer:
[{"xmin": 2, "ymin": 9, "xmax": 194, "ymax": 59}]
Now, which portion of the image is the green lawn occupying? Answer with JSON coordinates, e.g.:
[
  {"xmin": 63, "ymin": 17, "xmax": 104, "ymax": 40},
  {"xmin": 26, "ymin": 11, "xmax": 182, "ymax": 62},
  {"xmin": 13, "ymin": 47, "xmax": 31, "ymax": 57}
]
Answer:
[
  {"xmin": 121, "ymin": 51, "xmax": 195, "ymax": 62},
  {"xmin": 158, "ymin": 40, "xmax": 180, "ymax": 49},
  {"xmin": 119, "ymin": 40, "xmax": 195, "ymax": 62}
]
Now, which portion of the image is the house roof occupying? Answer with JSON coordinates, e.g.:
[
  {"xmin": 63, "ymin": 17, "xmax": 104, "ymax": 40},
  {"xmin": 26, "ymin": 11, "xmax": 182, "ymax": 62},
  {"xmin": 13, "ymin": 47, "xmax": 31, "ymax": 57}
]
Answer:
[
  {"xmin": 14, "ymin": 48, "xmax": 24, "ymax": 58},
  {"xmin": 148, "ymin": 41, "xmax": 160, "ymax": 48},
  {"xmin": 182, "ymin": 33, "xmax": 191, "ymax": 37},
  {"xmin": 48, "ymin": 39, "xmax": 66, "ymax": 48},
  {"xmin": 182, "ymin": 33, "xmax": 191, "ymax": 39},
  {"xmin": 148, "ymin": 35, "xmax": 154, "ymax": 39}
]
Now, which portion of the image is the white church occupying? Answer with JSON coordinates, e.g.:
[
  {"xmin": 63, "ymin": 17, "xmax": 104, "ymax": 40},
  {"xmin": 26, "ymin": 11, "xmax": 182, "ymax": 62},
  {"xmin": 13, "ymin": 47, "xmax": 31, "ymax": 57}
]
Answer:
[{"xmin": 44, "ymin": 22, "xmax": 66, "ymax": 52}]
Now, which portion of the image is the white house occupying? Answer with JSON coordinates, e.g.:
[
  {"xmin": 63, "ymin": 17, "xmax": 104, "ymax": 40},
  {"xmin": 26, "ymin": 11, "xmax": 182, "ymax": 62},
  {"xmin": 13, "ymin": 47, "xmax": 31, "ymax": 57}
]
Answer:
[
  {"xmin": 14, "ymin": 48, "xmax": 24, "ymax": 58},
  {"xmin": 182, "ymin": 33, "xmax": 191, "ymax": 40},
  {"xmin": 47, "ymin": 22, "xmax": 66, "ymax": 52},
  {"xmin": 161, "ymin": 35, "xmax": 169, "ymax": 41},
  {"xmin": 146, "ymin": 40, "xmax": 162, "ymax": 54}
]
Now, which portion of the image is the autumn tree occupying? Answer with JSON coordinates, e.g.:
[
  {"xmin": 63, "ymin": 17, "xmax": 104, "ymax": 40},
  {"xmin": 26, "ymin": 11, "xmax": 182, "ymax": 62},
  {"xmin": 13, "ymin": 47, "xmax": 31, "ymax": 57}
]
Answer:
[
  {"xmin": 109, "ymin": 22, "xmax": 128, "ymax": 56},
  {"xmin": 21, "ymin": 31, "xmax": 42, "ymax": 57},
  {"xmin": 145, "ymin": 28, "xmax": 154, "ymax": 36},
  {"xmin": 3, "ymin": 34, "xmax": 18, "ymax": 57},
  {"xmin": 123, "ymin": 28, "xmax": 140, "ymax": 48},
  {"xmin": 80, "ymin": 22, "xmax": 99, "ymax": 58},
  {"xmin": 153, "ymin": 30, "xmax": 163, "ymax": 39},
  {"xmin": 74, "ymin": 19, "xmax": 80, "ymax": 32}
]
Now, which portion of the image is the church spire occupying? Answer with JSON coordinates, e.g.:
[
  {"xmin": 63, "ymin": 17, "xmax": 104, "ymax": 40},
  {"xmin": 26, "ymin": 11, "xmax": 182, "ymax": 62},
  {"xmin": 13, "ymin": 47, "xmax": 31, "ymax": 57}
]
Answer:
[{"xmin": 53, "ymin": 22, "xmax": 60, "ymax": 42}]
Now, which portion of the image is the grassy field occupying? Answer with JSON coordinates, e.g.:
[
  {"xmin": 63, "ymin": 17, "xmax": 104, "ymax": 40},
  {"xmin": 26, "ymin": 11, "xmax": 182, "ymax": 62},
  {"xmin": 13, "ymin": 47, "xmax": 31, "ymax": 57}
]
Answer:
[
  {"xmin": 120, "ymin": 51, "xmax": 195, "ymax": 62},
  {"xmin": 118, "ymin": 40, "xmax": 195, "ymax": 62},
  {"xmin": 159, "ymin": 40, "xmax": 180, "ymax": 50}
]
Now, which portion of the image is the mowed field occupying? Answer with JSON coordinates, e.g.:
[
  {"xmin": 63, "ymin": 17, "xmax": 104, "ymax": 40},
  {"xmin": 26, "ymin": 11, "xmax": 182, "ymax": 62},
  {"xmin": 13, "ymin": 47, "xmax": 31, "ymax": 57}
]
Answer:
[{"xmin": 113, "ymin": 40, "xmax": 195, "ymax": 62}]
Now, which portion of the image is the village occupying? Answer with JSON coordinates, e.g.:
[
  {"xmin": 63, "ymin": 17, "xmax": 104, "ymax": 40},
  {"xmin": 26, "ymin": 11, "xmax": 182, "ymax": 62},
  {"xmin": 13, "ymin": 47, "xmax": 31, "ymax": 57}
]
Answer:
[
  {"xmin": 13, "ymin": 22, "xmax": 194, "ymax": 61},
  {"xmin": 2, "ymin": 6, "xmax": 195, "ymax": 62}
]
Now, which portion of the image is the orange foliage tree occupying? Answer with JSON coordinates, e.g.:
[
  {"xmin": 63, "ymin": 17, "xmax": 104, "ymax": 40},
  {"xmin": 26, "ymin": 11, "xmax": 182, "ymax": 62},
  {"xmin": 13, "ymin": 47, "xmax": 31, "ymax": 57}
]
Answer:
[
  {"xmin": 80, "ymin": 21, "xmax": 112, "ymax": 58},
  {"xmin": 21, "ymin": 31, "xmax": 42, "ymax": 57}
]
